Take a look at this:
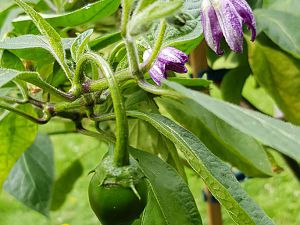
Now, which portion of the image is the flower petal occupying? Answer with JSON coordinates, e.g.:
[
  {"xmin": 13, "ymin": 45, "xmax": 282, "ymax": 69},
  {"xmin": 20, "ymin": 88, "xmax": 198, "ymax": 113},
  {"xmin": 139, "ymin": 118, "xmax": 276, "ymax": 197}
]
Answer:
[
  {"xmin": 201, "ymin": 0, "xmax": 224, "ymax": 55},
  {"xmin": 149, "ymin": 61, "xmax": 166, "ymax": 86},
  {"xmin": 230, "ymin": 0, "xmax": 256, "ymax": 41},
  {"xmin": 158, "ymin": 47, "xmax": 188, "ymax": 64},
  {"xmin": 143, "ymin": 49, "xmax": 152, "ymax": 62},
  {"xmin": 166, "ymin": 63, "xmax": 188, "ymax": 73},
  {"xmin": 213, "ymin": 0, "xmax": 244, "ymax": 52},
  {"xmin": 143, "ymin": 47, "xmax": 188, "ymax": 85},
  {"xmin": 166, "ymin": 47, "xmax": 189, "ymax": 63}
]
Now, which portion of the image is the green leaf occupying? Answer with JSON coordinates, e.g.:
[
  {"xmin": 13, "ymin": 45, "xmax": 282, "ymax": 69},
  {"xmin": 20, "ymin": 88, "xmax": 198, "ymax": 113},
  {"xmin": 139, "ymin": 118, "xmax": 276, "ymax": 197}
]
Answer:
[
  {"xmin": 89, "ymin": 31, "xmax": 122, "ymax": 51},
  {"xmin": 125, "ymin": 87, "xmax": 170, "ymax": 159},
  {"xmin": 130, "ymin": 148, "xmax": 202, "ymax": 225},
  {"xmin": 0, "ymin": 69, "xmax": 37, "ymax": 88},
  {"xmin": 128, "ymin": 111, "xmax": 274, "ymax": 225},
  {"xmin": 0, "ymin": 0, "xmax": 40, "ymax": 12},
  {"xmin": 0, "ymin": 104, "xmax": 38, "ymax": 188},
  {"xmin": 207, "ymin": 49, "xmax": 244, "ymax": 70},
  {"xmin": 146, "ymin": 0, "xmax": 203, "ymax": 53},
  {"xmin": 0, "ymin": 35, "xmax": 73, "ymax": 50},
  {"xmin": 248, "ymin": 38, "xmax": 300, "ymax": 124},
  {"xmin": 0, "ymin": 1, "xmax": 15, "ymax": 12},
  {"xmin": 141, "ymin": 189, "xmax": 166, "ymax": 225},
  {"xmin": 14, "ymin": 0, "xmax": 72, "ymax": 80},
  {"xmin": 0, "ymin": 50, "xmax": 27, "ymax": 98},
  {"xmin": 0, "ymin": 68, "xmax": 22, "ymax": 87},
  {"xmin": 50, "ymin": 159, "xmax": 83, "ymax": 211},
  {"xmin": 134, "ymin": 0, "xmax": 156, "ymax": 13},
  {"xmin": 13, "ymin": 0, "xmax": 120, "ymax": 30},
  {"xmin": 247, "ymin": 0, "xmax": 263, "ymax": 9},
  {"xmin": 168, "ymin": 77, "xmax": 211, "ymax": 89},
  {"xmin": 221, "ymin": 66, "xmax": 251, "ymax": 104},
  {"xmin": 263, "ymin": 0, "xmax": 300, "ymax": 16},
  {"xmin": 0, "ymin": 68, "xmax": 69, "ymax": 100},
  {"xmin": 129, "ymin": 0, "xmax": 183, "ymax": 36},
  {"xmin": 242, "ymin": 76, "xmax": 276, "ymax": 116},
  {"xmin": 4, "ymin": 133, "xmax": 54, "ymax": 216},
  {"xmin": 1, "ymin": 50, "xmax": 25, "ymax": 70},
  {"xmin": 0, "ymin": 35, "xmax": 72, "ymax": 61},
  {"xmin": 71, "ymin": 29, "xmax": 93, "ymax": 62},
  {"xmin": 129, "ymin": 119, "xmax": 165, "ymax": 154},
  {"xmin": 163, "ymin": 80, "xmax": 300, "ymax": 162},
  {"xmin": 0, "ymin": 88, "xmax": 15, "ymax": 97},
  {"xmin": 0, "ymin": 8, "xmax": 22, "ymax": 40},
  {"xmin": 254, "ymin": 9, "xmax": 300, "ymax": 58},
  {"xmin": 156, "ymin": 97, "xmax": 273, "ymax": 177},
  {"xmin": 109, "ymin": 42, "xmax": 126, "ymax": 69}
]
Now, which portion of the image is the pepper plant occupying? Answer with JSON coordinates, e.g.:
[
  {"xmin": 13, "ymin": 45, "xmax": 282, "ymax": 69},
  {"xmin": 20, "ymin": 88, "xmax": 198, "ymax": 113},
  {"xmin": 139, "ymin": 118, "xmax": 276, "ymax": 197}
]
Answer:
[{"xmin": 0, "ymin": 0, "xmax": 300, "ymax": 225}]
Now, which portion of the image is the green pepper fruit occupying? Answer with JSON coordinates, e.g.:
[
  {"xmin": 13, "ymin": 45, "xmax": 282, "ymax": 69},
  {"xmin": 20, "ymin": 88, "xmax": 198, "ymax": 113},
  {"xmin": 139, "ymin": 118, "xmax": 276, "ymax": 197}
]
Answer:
[{"xmin": 89, "ymin": 155, "xmax": 147, "ymax": 225}]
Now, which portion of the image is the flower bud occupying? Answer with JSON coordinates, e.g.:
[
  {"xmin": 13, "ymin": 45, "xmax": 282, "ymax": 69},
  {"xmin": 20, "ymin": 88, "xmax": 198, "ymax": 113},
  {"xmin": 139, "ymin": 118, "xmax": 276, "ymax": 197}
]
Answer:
[{"xmin": 144, "ymin": 47, "xmax": 188, "ymax": 85}]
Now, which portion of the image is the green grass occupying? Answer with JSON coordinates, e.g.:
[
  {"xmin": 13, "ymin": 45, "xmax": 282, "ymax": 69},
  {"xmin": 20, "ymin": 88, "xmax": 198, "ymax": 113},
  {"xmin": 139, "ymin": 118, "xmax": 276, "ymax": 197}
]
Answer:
[{"xmin": 0, "ymin": 132, "xmax": 299, "ymax": 225}]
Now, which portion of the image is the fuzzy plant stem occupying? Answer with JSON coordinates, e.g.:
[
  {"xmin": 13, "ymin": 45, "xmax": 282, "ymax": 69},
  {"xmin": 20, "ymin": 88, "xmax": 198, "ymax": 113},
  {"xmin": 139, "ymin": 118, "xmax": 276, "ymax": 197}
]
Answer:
[{"xmin": 76, "ymin": 52, "xmax": 129, "ymax": 167}]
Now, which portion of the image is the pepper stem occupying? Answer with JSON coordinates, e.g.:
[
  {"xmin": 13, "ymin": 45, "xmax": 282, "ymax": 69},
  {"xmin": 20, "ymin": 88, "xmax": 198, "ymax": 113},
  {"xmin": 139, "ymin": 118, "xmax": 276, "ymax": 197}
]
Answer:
[{"xmin": 77, "ymin": 53, "xmax": 129, "ymax": 167}]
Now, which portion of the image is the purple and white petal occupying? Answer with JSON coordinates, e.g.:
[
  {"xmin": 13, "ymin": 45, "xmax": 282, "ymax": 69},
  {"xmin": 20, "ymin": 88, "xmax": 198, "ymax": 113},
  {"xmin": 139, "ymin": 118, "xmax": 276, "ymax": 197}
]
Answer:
[
  {"xmin": 157, "ymin": 47, "xmax": 188, "ymax": 64},
  {"xmin": 143, "ymin": 49, "xmax": 152, "ymax": 62},
  {"xmin": 172, "ymin": 47, "xmax": 189, "ymax": 63},
  {"xmin": 201, "ymin": 0, "xmax": 224, "ymax": 55},
  {"xmin": 143, "ymin": 47, "xmax": 188, "ymax": 85},
  {"xmin": 214, "ymin": 0, "xmax": 243, "ymax": 52},
  {"xmin": 230, "ymin": 0, "xmax": 256, "ymax": 41},
  {"xmin": 149, "ymin": 61, "xmax": 166, "ymax": 86},
  {"xmin": 166, "ymin": 63, "xmax": 188, "ymax": 73},
  {"xmin": 163, "ymin": 47, "xmax": 189, "ymax": 63}
]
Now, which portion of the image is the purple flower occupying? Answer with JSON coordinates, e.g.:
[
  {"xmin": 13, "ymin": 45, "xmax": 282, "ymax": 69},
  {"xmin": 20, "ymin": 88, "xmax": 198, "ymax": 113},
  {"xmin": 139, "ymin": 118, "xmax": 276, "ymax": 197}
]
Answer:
[
  {"xmin": 200, "ymin": 0, "xmax": 256, "ymax": 55},
  {"xmin": 143, "ymin": 47, "xmax": 188, "ymax": 85}
]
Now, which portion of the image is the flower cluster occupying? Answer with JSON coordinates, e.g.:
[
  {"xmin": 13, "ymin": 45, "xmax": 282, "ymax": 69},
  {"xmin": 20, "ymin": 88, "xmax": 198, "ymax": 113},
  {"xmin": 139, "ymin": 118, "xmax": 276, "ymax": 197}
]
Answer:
[
  {"xmin": 200, "ymin": 0, "xmax": 256, "ymax": 55},
  {"xmin": 143, "ymin": 47, "xmax": 188, "ymax": 85},
  {"xmin": 145, "ymin": 0, "xmax": 256, "ymax": 85}
]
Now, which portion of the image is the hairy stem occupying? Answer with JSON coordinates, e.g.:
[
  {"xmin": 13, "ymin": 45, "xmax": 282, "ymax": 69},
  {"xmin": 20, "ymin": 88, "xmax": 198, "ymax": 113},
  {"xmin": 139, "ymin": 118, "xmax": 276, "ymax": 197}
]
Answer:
[
  {"xmin": 71, "ymin": 55, "xmax": 88, "ymax": 96},
  {"xmin": 125, "ymin": 39, "xmax": 144, "ymax": 80},
  {"xmin": 138, "ymin": 80, "xmax": 180, "ymax": 97},
  {"xmin": 53, "ymin": 93, "xmax": 100, "ymax": 113},
  {"xmin": 0, "ymin": 96, "xmax": 28, "ymax": 104},
  {"xmin": 17, "ymin": 72, "xmax": 74, "ymax": 101},
  {"xmin": 47, "ymin": 130, "xmax": 77, "ymax": 135},
  {"xmin": 120, "ymin": 0, "xmax": 144, "ymax": 80},
  {"xmin": 141, "ymin": 20, "xmax": 167, "ymax": 73},
  {"xmin": 84, "ymin": 70, "xmax": 133, "ymax": 93},
  {"xmin": 78, "ymin": 52, "xmax": 129, "ymax": 166},
  {"xmin": 0, "ymin": 101, "xmax": 49, "ymax": 124},
  {"xmin": 120, "ymin": 0, "xmax": 131, "ymax": 37}
]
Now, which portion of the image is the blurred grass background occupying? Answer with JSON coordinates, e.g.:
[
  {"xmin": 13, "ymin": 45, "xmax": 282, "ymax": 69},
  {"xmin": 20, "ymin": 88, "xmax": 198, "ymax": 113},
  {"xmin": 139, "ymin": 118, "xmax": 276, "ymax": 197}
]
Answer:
[{"xmin": 0, "ymin": 129, "xmax": 299, "ymax": 225}]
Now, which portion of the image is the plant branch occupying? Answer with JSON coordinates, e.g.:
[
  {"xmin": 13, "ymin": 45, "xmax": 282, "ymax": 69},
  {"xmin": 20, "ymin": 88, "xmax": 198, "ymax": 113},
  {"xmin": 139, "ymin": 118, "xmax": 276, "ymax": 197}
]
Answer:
[
  {"xmin": 0, "ymin": 101, "xmax": 49, "ymax": 124},
  {"xmin": 77, "ymin": 52, "xmax": 129, "ymax": 166},
  {"xmin": 0, "ymin": 96, "xmax": 28, "ymax": 104},
  {"xmin": 77, "ymin": 123, "xmax": 115, "ymax": 145},
  {"xmin": 125, "ymin": 39, "xmax": 144, "ymax": 80},
  {"xmin": 17, "ymin": 72, "xmax": 74, "ymax": 101},
  {"xmin": 141, "ymin": 20, "xmax": 167, "ymax": 73},
  {"xmin": 120, "ymin": 0, "xmax": 131, "ymax": 37},
  {"xmin": 137, "ymin": 80, "xmax": 180, "ymax": 97},
  {"xmin": 83, "ymin": 70, "xmax": 133, "ymax": 93},
  {"xmin": 120, "ymin": 0, "xmax": 144, "ymax": 80},
  {"xmin": 47, "ymin": 130, "xmax": 77, "ymax": 135}
]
